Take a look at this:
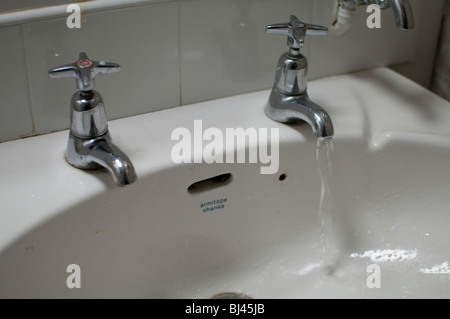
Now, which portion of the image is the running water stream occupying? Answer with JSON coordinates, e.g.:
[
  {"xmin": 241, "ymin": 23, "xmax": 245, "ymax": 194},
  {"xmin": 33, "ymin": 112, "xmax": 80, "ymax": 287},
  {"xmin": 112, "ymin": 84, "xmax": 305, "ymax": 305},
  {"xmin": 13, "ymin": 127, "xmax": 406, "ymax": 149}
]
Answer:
[{"xmin": 316, "ymin": 137, "xmax": 335, "ymax": 270}]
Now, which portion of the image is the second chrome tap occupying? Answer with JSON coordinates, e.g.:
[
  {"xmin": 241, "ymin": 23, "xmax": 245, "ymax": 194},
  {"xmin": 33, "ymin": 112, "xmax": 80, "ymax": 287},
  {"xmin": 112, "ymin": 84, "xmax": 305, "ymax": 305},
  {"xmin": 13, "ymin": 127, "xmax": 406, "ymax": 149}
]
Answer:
[{"xmin": 265, "ymin": 15, "xmax": 334, "ymax": 138}]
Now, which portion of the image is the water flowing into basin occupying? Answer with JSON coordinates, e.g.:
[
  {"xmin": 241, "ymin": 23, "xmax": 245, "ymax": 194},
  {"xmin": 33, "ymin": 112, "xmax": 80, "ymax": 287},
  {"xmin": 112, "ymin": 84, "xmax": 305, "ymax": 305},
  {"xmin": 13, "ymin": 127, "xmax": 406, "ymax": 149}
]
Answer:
[{"xmin": 316, "ymin": 137, "xmax": 335, "ymax": 271}]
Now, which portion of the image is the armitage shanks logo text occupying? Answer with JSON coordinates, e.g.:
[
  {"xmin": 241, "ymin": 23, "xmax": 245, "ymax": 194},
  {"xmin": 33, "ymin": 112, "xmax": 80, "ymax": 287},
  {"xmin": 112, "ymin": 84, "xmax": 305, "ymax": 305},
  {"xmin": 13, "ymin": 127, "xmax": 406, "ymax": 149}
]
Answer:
[{"xmin": 171, "ymin": 120, "xmax": 279, "ymax": 174}]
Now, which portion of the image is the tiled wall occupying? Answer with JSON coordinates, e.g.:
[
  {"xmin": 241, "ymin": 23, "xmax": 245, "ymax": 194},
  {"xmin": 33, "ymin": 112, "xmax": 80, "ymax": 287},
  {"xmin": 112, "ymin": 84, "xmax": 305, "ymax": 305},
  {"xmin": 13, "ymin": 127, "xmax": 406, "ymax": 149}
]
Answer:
[{"xmin": 0, "ymin": 0, "xmax": 437, "ymax": 143}]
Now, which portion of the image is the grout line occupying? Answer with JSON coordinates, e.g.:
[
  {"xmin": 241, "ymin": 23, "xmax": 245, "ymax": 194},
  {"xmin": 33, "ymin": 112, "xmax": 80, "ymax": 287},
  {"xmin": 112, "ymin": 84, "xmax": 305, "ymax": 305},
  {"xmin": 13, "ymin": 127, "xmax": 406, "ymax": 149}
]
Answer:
[
  {"xmin": 20, "ymin": 24, "xmax": 37, "ymax": 136},
  {"xmin": 178, "ymin": 0, "xmax": 183, "ymax": 106}
]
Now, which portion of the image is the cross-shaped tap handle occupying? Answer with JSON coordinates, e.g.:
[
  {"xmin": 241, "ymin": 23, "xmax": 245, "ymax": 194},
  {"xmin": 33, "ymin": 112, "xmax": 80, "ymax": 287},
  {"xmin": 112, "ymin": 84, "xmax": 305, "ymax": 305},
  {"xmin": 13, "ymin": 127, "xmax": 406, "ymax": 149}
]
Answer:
[
  {"xmin": 49, "ymin": 52, "xmax": 120, "ymax": 92},
  {"xmin": 265, "ymin": 15, "xmax": 327, "ymax": 50}
]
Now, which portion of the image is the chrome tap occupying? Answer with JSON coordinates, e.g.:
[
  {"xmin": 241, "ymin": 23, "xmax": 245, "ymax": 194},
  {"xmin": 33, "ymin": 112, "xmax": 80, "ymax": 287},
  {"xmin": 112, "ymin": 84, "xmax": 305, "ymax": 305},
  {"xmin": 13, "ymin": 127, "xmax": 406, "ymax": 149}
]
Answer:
[
  {"xmin": 49, "ymin": 52, "xmax": 137, "ymax": 186},
  {"xmin": 338, "ymin": 0, "xmax": 414, "ymax": 30},
  {"xmin": 265, "ymin": 16, "xmax": 334, "ymax": 138}
]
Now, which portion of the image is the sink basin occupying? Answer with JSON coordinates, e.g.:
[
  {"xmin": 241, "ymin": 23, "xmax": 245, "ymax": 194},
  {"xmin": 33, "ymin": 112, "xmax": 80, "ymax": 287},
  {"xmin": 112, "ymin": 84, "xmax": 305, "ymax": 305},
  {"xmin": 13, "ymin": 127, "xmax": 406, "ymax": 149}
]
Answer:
[{"xmin": 0, "ymin": 67, "xmax": 449, "ymax": 298}]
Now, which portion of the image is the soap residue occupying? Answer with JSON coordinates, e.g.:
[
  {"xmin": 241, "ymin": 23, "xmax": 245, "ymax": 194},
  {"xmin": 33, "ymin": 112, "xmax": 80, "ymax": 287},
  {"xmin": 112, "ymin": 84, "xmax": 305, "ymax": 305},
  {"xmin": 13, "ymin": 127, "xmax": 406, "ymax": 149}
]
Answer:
[
  {"xmin": 420, "ymin": 261, "xmax": 450, "ymax": 274},
  {"xmin": 295, "ymin": 262, "xmax": 326, "ymax": 276},
  {"xmin": 350, "ymin": 249, "xmax": 417, "ymax": 262}
]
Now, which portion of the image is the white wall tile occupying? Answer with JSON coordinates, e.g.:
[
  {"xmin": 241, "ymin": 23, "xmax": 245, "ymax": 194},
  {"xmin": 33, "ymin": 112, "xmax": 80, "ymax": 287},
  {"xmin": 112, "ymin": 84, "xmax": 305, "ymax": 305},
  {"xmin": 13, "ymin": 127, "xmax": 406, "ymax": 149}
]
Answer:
[
  {"xmin": 0, "ymin": 25, "xmax": 33, "ymax": 142},
  {"xmin": 309, "ymin": 0, "xmax": 421, "ymax": 80},
  {"xmin": 23, "ymin": 2, "xmax": 180, "ymax": 135},
  {"xmin": 393, "ymin": 0, "xmax": 445, "ymax": 89},
  {"xmin": 180, "ymin": 0, "xmax": 314, "ymax": 105}
]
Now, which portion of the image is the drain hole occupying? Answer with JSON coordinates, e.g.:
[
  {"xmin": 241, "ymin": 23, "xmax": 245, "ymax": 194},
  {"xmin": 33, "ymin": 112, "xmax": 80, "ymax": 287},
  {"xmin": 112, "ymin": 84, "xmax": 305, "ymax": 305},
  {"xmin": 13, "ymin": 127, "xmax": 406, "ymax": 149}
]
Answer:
[
  {"xmin": 211, "ymin": 292, "xmax": 252, "ymax": 299},
  {"xmin": 279, "ymin": 173, "xmax": 287, "ymax": 181},
  {"xmin": 187, "ymin": 173, "xmax": 232, "ymax": 194}
]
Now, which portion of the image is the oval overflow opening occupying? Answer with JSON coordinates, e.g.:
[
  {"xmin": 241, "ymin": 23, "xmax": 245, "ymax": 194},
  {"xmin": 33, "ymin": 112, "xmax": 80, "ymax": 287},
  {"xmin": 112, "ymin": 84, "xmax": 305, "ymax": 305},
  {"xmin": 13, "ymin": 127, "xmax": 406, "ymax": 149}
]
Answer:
[{"xmin": 187, "ymin": 173, "xmax": 232, "ymax": 194}]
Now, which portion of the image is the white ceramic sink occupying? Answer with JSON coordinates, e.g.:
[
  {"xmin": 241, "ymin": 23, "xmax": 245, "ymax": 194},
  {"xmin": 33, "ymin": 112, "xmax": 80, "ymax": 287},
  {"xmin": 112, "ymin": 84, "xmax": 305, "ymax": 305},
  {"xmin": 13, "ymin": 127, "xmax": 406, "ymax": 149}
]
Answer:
[{"xmin": 0, "ymin": 68, "xmax": 449, "ymax": 298}]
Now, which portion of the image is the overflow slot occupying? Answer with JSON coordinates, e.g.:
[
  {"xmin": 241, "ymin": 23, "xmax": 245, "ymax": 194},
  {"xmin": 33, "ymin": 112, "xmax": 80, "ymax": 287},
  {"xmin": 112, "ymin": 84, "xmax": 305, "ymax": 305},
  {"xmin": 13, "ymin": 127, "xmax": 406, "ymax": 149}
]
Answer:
[{"xmin": 187, "ymin": 173, "xmax": 232, "ymax": 194}]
